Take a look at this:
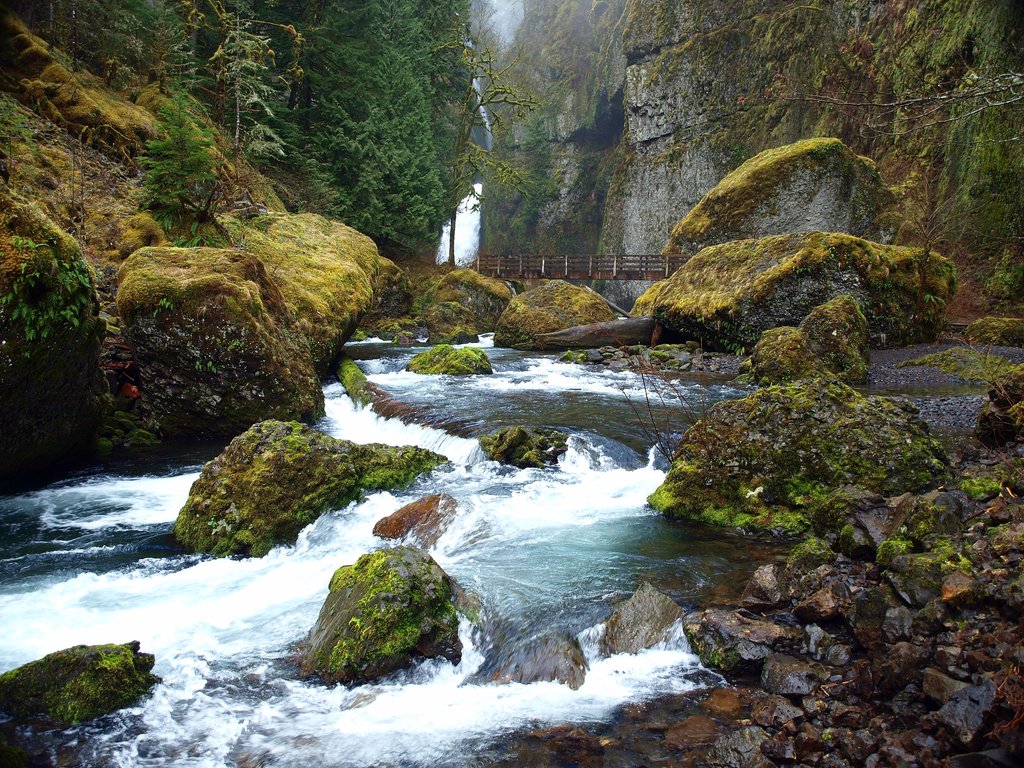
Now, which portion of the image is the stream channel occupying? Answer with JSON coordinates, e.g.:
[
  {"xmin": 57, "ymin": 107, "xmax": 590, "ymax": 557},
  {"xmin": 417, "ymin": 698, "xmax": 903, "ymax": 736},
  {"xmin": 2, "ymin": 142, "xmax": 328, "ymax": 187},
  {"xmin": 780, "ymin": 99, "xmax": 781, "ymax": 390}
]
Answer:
[{"xmin": 1, "ymin": 338, "xmax": 787, "ymax": 767}]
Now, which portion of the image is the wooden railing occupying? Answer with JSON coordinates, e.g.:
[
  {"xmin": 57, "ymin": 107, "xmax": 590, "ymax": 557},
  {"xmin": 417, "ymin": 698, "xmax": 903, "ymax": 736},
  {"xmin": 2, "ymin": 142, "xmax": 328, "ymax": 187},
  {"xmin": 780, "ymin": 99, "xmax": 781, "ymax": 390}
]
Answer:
[{"xmin": 473, "ymin": 253, "xmax": 690, "ymax": 281}]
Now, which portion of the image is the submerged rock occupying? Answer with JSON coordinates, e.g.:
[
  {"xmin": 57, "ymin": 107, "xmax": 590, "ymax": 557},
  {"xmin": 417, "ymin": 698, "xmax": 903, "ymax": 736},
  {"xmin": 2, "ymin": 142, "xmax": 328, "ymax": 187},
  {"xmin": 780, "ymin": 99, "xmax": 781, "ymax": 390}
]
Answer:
[
  {"xmin": 372, "ymin": 493, "xmax": 459, "ymax": 547},
  {"xmin": 601, "ymin": 582, "xmax": 686, "ymax": 655},
  {"xmin": 0, "ymin": 183, "xmax": 106, "ymax": 482},
  {"xmin": 406, "ymin": 344, "xmax": 492, "ymax": 375},
  {"xmin": 490, "ymin": 632, "xmax": 589, "ymax": 689},
  {"xmin": 0, "ymin": 642, "xmax": 158, "ymax": 724},
  {"xmin": 174, "ymin": 421, "xmax": 445, "ymax": 557},
  {"xmin": 479, "ymin": 426, "xmax": 569, "ymax": 469},
  {"xmin": 634, "ymin": 232, "xmax": 956, "ymax": 348},
  {"xmin": 495, "ymin": 280, "xmax": 615, "ymax": 349},
  {"xmin": 301, "ymin": 546, "xmax": 461, "ymax": 684},
  {"xmin": 648, "ymin": 379, "xmax": 948, "ymax": 533},
  {"xmin": 663, "ymin": 138, "xmax": 898, "ymax": 256}
]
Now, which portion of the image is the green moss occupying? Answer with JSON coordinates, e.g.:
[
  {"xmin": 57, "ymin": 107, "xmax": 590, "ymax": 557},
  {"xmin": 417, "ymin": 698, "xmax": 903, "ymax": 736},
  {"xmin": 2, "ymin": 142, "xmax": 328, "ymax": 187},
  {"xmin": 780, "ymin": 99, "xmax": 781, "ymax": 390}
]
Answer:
[
  {"xmin": 965, "ymin": 316, "xmax": 1024, "ymax": 347},
  {"xmin": 788, "ymin": 536, "xmax": 835, "ymax": 572},
  {"xmin": 897, "ymin": 346, "xmax": 1017, "ymax": 383},
  {"xmin": 414, "ymin": 269, "xmax": 512, "ymax": 344},
  {"xmin": 406, "ymin": 345, "xmax": 492, "ymax": 375},
  {"xmin": 337, "ymin": 355, "xmax": 373, "ymax": 408},
  {"xmin": 799, "ymin": 295, "xmax": 870, "ymax": 383},
  {"xmin": 174, "ymin": 421, "xmax": 446, "ymax": 557},
  {"xmin": 876, "ymin": 536, "xmax": 913, "ymax": 569},
  {"xmin": 959, "ymin": 476, "xmax": 1003, "ymax": 501},
  {"xmin": 743, "ymin": 326, "xmax": 825, "ymax": 385},
  {"xmin": 479, "ymin": 426, "xmax": 569, "ymax": 468},
  {"xmin": 495, "ymin": 280, "xmax": 615, "ymax": 348},
  {"xmin": 0, "ymin": 642, "xmax": 158, "ymax": 725}
]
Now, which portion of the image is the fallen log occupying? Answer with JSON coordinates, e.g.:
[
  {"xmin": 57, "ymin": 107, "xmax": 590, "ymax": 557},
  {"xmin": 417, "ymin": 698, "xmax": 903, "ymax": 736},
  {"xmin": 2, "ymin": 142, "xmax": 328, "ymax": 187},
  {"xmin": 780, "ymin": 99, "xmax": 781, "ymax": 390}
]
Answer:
[{"xmin": 530, "ymin": 316, "xmax": 656, "ymax": 350}]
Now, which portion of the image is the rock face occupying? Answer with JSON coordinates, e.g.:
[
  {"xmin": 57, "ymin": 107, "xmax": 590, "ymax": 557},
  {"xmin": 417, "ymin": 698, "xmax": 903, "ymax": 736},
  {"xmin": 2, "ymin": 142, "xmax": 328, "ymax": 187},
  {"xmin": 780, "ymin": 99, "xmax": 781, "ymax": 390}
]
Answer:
[
  {"xmin": 373, "ymin": 494, "xmax": 459, "ymax": 547},
  {"xmin": 0, "ymin": 183, "xmax": 107, "ymax": 482},
  {"xmin": 633, "ymin": 232, "xmax": 956, "ymax": 348},
  {"xmin": 174, "ymin": 421, "xmax": 445, "ymax": 557},
  {"xmin": 663, "ymin": 138, "xmax": 896, "ymax": 255},
  {"xmin": 966, "ymin": 316, "xmax": 1024, "ymax": 347},
  {"xmin": 479, "ymin": 426, "xmax": 569, "ymax": 469},
  {"xmin": 0, "ymin": 642, "xmax": 158, "ymax": 724},
  {"xmin": 495, "ymin": 281, "xmax": 615, "ymax": 349},
  {"xmin": 649, "ymin": 379, "xmax": 948, "ymax": 532},
  {"xmin": 601, "ymin": 582, "xmax": 686, "ymax": 655},
  {"xmin": 301, "ymin": 547, "xmax": 461, "ymax": 684},
  {"xmin": 406, "ymin": 344, "xmax": 493, "ymax": 375},
  {"xmin": 417, "ymin": 269, "xmax": 514, "ymax": 343},
  {"xmin": 118, "ymin": 213, "xmax": 384, "ymax": 437}
]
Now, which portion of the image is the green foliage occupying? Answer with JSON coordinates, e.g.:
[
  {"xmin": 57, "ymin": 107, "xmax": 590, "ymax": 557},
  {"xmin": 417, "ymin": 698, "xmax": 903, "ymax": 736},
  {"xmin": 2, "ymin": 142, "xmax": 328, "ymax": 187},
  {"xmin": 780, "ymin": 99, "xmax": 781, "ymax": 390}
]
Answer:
[
  {"xmin": 985, "ymin": 251, "xmax": 1024, "ymax": 302},
  {"xmin": 140, "ymin": 93, "xmax": 222, "ymax": 235}
]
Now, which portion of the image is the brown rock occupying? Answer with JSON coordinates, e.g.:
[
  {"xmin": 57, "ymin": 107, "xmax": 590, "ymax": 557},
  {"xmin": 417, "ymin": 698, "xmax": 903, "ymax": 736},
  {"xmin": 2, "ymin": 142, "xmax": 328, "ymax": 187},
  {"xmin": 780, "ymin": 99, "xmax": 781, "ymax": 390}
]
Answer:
[
  {"xmin": 761, "ymin": 654, "xmax": 822, "ymax": 697},
  {"xmin": 741, "ymin": 564, "xmax": 790, "ymax": 609},
  {"xmin": 701, "ymin": 687, "xmax": 746, "ymax": 719},
  {"xmin": 665, "ymin": 715, "xmax": 721, "ymax": 748},
  {"xmin": 490, "ymin": 632, "xmax": 589, "ymax": 690},
  {"xmin": 922, "ymin": 667, "xmax": 970, "ymax": 704},
  {"xmin": 683, "ymin": 609, "xmax": 800, "ymax": 674},
  {"xmin": 794, "ymin": 586, "xmax": 843, "ymax": 622},
  {"xmin": 941, "ymin": 571, "xmax": 978, "ymax": 607},
  {"xmin": 602, "ymin": 582, "xmax": 686, "ymax": 655},
  {"xmin": 372, "ymin": 493, "xmax": 458, "ymax": 547},
  {"xmin": 751, "ymin": 694, "xmax": 804, "ymax": 728}
]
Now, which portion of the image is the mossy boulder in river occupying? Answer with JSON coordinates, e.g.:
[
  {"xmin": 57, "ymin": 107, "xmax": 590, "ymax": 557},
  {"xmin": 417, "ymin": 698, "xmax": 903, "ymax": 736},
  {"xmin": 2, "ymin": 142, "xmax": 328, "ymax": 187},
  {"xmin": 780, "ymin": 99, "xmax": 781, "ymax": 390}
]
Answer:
[
  {"xmin": 301, "ymin": 546, "xmax": 462, "ymax": 683},
  {"xmin": 495, "ymin": 280, "xmax": 615, "ymax": 349},
  {"xmin": 118, "ymin": 246, "xmax": 323, "ymax": 437},
  {"xmin": 0, "ymin": 641, "xmax": 158, "ymax": 725},
  {"xmin": 174, "ymin": 421, "xmax": 446, "ymax": 557},
  {"xmin": 634, "ymin": 232, "xmax": 956, "ymax": 348},
  {"xmin": 480, "ymin": 426, "xmax": 569, "ymax": 468},
  {"xmin": 417, "ymin": 268, "xmax": 514, "ymax": 344},
  {"xmin": 741, "ymin": 326, "xmax": 826, "ymax": 386},
  {"xmin": 0, "ymin": 182, "xmax": 106, "ymax": 482},
  {"xmin": 406, "ymin": 344, "xmax": 493, "ymax": 375},
  {"xmin": 663, "ymin": 138, "xmax": 898, "ymax": 255},
  {"xmin": 649, "ymin": 379, "xmax": 948, "ymax": 534}
]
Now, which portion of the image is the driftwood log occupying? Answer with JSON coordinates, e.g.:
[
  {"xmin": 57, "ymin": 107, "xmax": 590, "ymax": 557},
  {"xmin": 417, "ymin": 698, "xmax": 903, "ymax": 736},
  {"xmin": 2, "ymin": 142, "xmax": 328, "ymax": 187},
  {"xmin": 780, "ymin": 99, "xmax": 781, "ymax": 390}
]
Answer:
[{"xmin": 528, "ymin": 316, "xmax": 656, "ymax": 350}]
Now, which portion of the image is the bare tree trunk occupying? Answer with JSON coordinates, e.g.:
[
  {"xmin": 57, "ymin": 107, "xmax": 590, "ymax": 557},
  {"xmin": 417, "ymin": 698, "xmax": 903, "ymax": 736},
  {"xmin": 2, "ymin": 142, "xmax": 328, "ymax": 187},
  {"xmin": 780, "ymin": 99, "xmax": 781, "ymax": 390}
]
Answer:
[{"xmin": 447, "ymin": 213, "xmax": 457, "ymax": 267}]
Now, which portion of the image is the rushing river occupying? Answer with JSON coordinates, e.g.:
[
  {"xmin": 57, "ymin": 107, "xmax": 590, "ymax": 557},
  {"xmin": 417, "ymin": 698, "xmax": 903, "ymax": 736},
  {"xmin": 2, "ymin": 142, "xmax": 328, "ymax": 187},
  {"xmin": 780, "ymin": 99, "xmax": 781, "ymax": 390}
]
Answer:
[{"xmin": 0, "ymin": 339, "xmax": 765, "ymax": 767}]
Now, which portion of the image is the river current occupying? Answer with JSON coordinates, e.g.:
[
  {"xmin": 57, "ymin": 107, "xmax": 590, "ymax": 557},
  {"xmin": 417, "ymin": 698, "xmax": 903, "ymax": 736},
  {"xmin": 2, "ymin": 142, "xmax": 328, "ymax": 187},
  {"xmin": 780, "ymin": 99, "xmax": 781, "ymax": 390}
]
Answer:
[{"xmin": 0, "ymin": 338, "xmax": 762, "ymax": 767}]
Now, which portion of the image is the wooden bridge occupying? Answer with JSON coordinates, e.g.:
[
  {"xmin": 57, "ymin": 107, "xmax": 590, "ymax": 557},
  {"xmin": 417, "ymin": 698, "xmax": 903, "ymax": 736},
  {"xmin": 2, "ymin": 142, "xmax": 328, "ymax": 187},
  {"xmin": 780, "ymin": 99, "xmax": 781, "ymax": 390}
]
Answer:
[{"xmin": 473, "ymin": 253, "xmax": 689, "ymax": 281}]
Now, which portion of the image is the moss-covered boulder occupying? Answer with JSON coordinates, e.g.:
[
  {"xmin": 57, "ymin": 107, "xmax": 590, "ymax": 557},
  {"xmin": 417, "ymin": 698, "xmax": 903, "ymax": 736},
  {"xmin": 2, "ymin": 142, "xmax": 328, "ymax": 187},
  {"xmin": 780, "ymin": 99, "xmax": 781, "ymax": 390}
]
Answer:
[
  {"xmin": 965, "ymin": 316, "xmax": 1024, "ymax": 348},
  {"xmin": 976, "ymin": 363, "xmax": 1024, "ymax": 448},
  {"xmin": 0, "ymin": 183, "xmax": 106, "ymax": 482},
  {"xmin": 417, "ymin": 269, "xmax": 514, "ymax": 344},
  {"xmin": 480, "ymin": 426, "xmax": 570, "ymax": 468},
  {"xmin": 634, "ymin": 232, "xmax": 956, "ymax": 348},
  {"xmin": 495, "ymin": 280, "xmax": 615, "ymax": 349},
  {"xmin": 0, "ymin": 642, "xmax": 158, "ymax": 725},
  {"xmin": 117, "ymin": 246, "xmax": 323, "ymax": 437},
  {"xmin": 649, "ymin": 379, "xmax": 948, "ymax": 533},
  {"xmin": 224, "ymin": 213, "xmax": 383, "ymax": 374},
  {"xmin": 898, "ymin": 347, "xmax": 1018, "ymax": 383},
  {"xmin": 663, "ymin": 138, "xmax": 898, "ymax": 255},
  {"xmin": 406, "ymin": 344, "xmax": 493, "ymax": 375},
  {"xmin": 799, "ymin": 295, "xmax": 870, "ymax": 383},
  {"xmin": 174, "ymin": 421, "xmax": 446, "ymax": 557},
  {"xmin": 116, "ymin": 212, "xmax": 168, "ymax": 260},
  {"xmin": 300, "ymin": 546, "xmax": 462, "ymax": 683},
  {"xmin": 741, "ymin": 326, "xmax": 826, "ymax": 385}
]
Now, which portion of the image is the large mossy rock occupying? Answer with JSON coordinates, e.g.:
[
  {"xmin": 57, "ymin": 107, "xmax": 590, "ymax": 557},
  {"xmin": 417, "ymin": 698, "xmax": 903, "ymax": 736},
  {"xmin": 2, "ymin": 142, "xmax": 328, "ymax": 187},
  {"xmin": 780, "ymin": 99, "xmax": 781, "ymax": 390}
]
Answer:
[
  {"xmin": 406, "ymin": 344, "xmax": 493, "ymax": 375},
  {"xmin": 966, "ymin": 316, "xmax": 1024, "ymax": 347},
  {"xmin": 0, "ymin": 183, "xmax": 106, "ymax": 482},
  {"xmin": 634, "ymin": 232, "xmax": 955, "ymax": 348},
  {"xmin": 301, "ymin": 546, "xmax": 462, "ymax": 683},
  {"xmin": 224, "ymin": 213, "xmax": 383, "ymax": 374},
  {"xmin": 0, "ymin": 642, "xmax": 158, "ymax": 725},
  {"xmin": 649, "ymin": 379, "xmax": 948, "ymax": 533},
  {"xmin": 479, "ymin": 426, "xmax": 569, "ymax": 468},
  {"xmin": 742, "ymin": 326, "xmax": 826, "ymax": 386},
  {"xmin": 174, "ymin": 421, "xmax": 445, "ymax": 557},
  {"xmin": 418, "ymin": 268, "xmax": 514, "ymax": 344},
  {"xmin": 663, "ymin": 138, "xmax": 898, "ymax": 256},
  {"xmin": 495, "ymin": 280, "xmax": 615, "ymax": 349},
  {"xmin": 118, "ymin": 246, "xmax": 323, "ymax": 437}
]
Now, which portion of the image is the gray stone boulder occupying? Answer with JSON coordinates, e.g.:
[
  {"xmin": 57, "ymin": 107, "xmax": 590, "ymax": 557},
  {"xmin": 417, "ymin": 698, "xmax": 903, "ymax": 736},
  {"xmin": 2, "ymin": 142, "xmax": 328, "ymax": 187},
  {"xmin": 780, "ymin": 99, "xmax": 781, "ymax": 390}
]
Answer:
[
  {"xmin": 489, "ymin": 632, "xmax": 589, "ymax": 689},
  {"xmin": 600, "ymin": 582, "xmax": 686, "ymax": 655}
]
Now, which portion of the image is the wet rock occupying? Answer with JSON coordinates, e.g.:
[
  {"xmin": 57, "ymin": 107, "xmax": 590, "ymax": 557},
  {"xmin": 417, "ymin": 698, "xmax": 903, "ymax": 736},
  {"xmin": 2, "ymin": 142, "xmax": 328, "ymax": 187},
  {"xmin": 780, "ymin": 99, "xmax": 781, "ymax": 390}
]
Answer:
[
  {"xmin": 527, "ymin": 725, "xmax": 604, "ymax": 768},
  {"xmin": 683, "ymin": 609, "xmax": 799, "ymax": 673},
  {"xmin": 942, "ymin": 571, "xmax": 980, "ymax": 607},
  {"xmin": 886, "ymin": 551, "xmax": 967, "ymax": 608},
  {"xmin": 976, "ymin": 363, "xmax": 1024, "ymax": 448},
  {"xmin": 406, "ymin": 344, "xmax": 492, "ymax": 375},
  {"xmin": 923, "ymin": 667, "xmax": 970, "ymax": 704},
  {"xmin": 665, "ymin": 714, "xmax": 720, "ymax": 748},
  {"xmin": 740, "ymin": 564, "xmax": 791, "ymax": 609},
  {"xmin": 794, "ymin": 585, "xmax": 843, "ymax": 623},
  {"xmin": 837, "ymin": 728, "xmax": 878, "ymax": 764},
  {"xmin": 761, "ymin": 654, "xmax": 822, "ymax": 697},
  {"xmin": 937, "ymin": 678, "xmax": 998, "ymax": 746},
  {"xmin": 751, "ymin": 694, "xmax": 804, "ymax": 728},
  {"xmin": 174, "ymin": 421, "xmax": 445, "ymax": 557},
  {"xmin": 760, "ymin": 734, "xmax": 797, "ymax": 762},
  {"xmin": 372, "ymin": 493, "xmax": 458, "ymax": 547},
  {"xmin": 706, "ymin": 725, "xmax": 769, "ymax": 768},
  {"xmin": 479, "ymin": 426, "xmax": 569, "ymax": 469},
  {"xmin": 416, "ymin": 268, "xmax": 513, "ymax": 344},
  {"xmin": 301, "ymin": 547, "xmax": 461, "ymax": 684},
  {"xmin": 849, "ymin": 586, "xmax": 896, "ymax": 650},
  {"xmin": 804, "ymin": 624, "xmax": 850, "ymax": 665},
  {"xmin": 882, "ymin": 606, "xmax": 914, "ymax": 643},
  {"xmin": 601, "ymin": 582, "xmax": 686, "ymax": 655},
  {"xmin": 700, "ymin": 687, "xmax": 748, "ymax": 720},
  {"xmin": 491, "ymin": 632, "xmax": 588, "ymax": 690},
  {"xmin": 0, "ymin": 641, "xmax": 158, "ymax": 724}
]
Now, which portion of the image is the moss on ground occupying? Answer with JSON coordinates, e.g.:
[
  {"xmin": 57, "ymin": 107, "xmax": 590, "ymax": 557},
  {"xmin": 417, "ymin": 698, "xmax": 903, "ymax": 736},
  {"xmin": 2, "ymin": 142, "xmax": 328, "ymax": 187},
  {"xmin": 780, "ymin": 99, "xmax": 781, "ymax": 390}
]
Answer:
[
  {"xmin": 965, "ymin": 316, "xmax": 1024, "ymax": 347},
  {"xmin": 897, "ymin": 346, "xmax": 1018, "ymax": 383},
  {"xmin": 406, "ymin": 345, "xmax": 492, "ymax": 375}
]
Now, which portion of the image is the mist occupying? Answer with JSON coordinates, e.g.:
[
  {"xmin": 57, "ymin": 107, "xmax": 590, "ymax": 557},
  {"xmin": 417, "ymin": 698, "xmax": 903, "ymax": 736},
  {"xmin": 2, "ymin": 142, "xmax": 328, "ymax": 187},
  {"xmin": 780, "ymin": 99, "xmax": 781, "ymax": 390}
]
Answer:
[{"xmin": 474, "ymin": 0, "xmax": 525, "ymax": 46}]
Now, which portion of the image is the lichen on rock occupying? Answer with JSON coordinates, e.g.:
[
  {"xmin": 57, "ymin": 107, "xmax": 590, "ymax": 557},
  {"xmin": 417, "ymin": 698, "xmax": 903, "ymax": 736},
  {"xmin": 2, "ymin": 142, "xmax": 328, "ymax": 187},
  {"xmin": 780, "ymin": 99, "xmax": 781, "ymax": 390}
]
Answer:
[
  {"xmin": 648, "ymin": 378, "xmax": 949, "ymax": 533},
  {"xmin": 0, "ymin": 641, "xmax": 158, "ymax": 725},
  {"xmin": 406, "ymin": 344, "xmax": 493, "ymax": 375},
  {"xmin": 740, "ymin": 326, "xmax": 825, "ymax": 385},
  {"xmin": 495, "ymin": 280, "xmax": 615, "ymax": 348},
  {"xmin": 174, "ymin": 420, "xmax": 446, "ymax": 557},
  {"xmin": 300, "ymin": 546, "xmax": 461, "ymax": 684}
]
